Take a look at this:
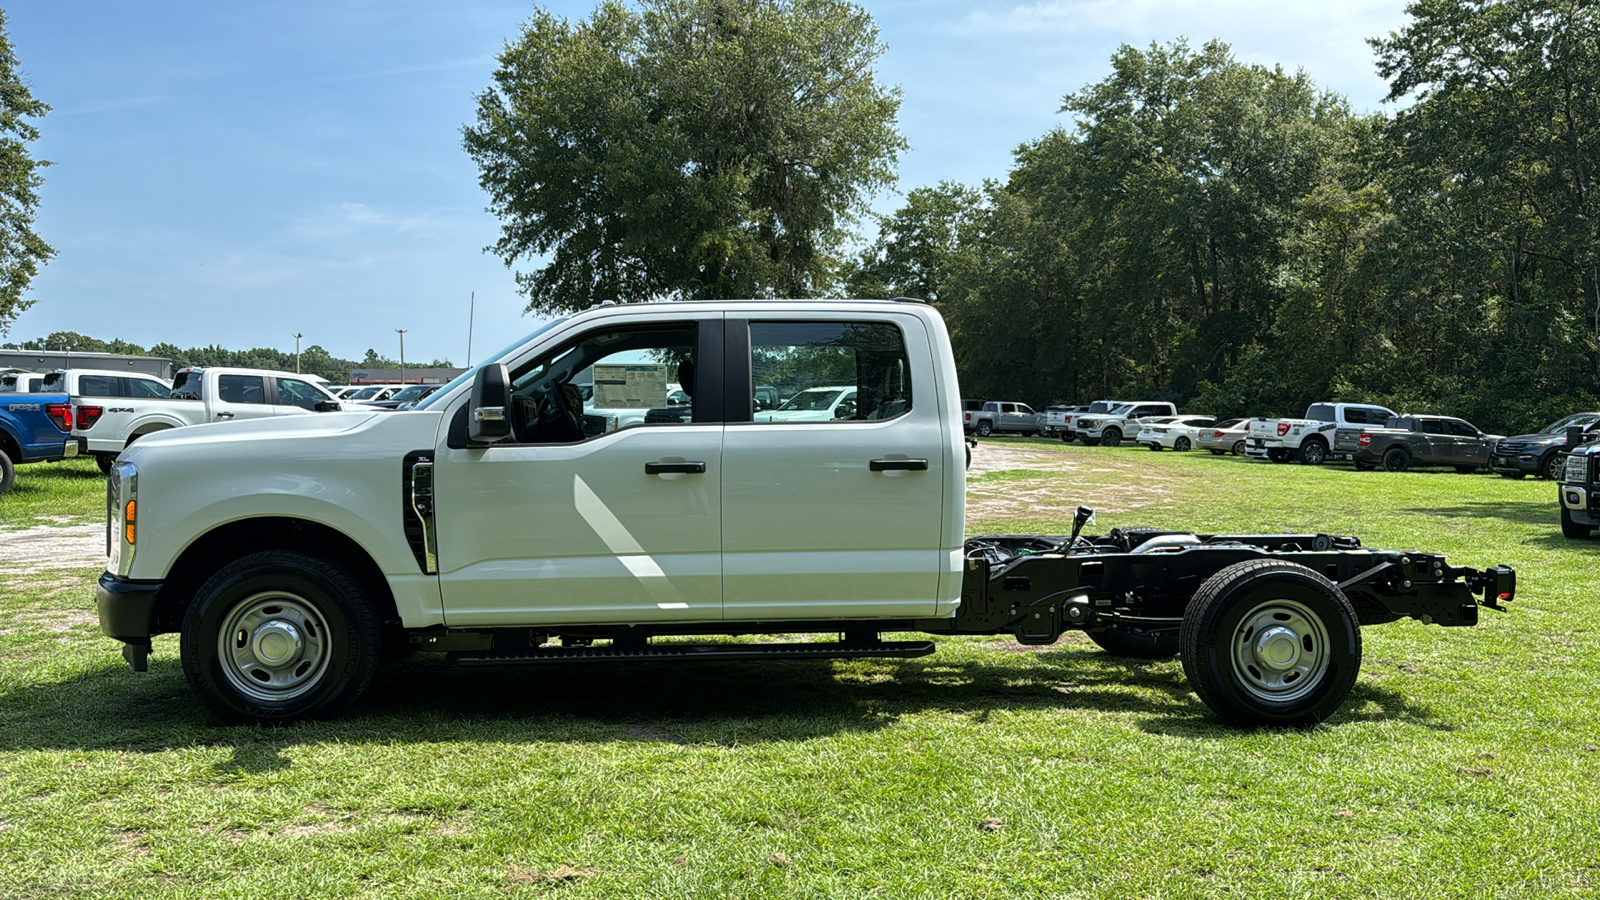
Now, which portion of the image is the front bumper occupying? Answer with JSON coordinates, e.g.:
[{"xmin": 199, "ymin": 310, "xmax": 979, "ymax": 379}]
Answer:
[
  {"xmin": 1490, "ymin": 455, "xmax": 1544, "ymax": 476},
  {"xmin": 1560, "ymin": 481, "xmax": 1600, "ymax": 525},
  {"xmin": 97, "ymin": 573, "xmax": 162, "ymax": 644}
]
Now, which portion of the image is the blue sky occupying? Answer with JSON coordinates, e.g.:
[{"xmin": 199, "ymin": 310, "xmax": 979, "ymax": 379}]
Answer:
[{"xmin": 6, "ymin": 0, "xmax": 1411, "ymax": 365}]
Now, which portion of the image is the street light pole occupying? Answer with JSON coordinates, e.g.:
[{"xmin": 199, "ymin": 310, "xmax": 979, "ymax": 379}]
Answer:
[
  {"xmin": 291, "ymin": 332, "xmax": 303, "ymax": 373},
  {"xmin": 396, "ymin": 329, "xmax": 408, "ymax": 384}
]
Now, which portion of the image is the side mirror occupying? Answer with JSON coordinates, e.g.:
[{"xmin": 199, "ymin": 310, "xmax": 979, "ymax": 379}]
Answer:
[
  {"xmin": 314, "ymin": 400, "xmax": 342, "ymax": 413},
  {"xmin": 1567, "ymin": 425, "xmax": 1584, "ymax": 448},
  {"xmin": 469, "ymin": 364, "xmax": 512, "ymax": 444}
]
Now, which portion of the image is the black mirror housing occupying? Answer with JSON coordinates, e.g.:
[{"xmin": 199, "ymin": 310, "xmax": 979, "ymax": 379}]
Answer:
[
  {"xmin": 469, "ymin": 364, "xmax": 512, "ymax": 444},
  {"xmin": 314, "ymin": 400, "xmax": 342, "ymax": 413}
]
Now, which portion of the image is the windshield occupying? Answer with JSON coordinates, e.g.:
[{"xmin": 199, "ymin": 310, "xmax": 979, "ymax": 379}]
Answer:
[
  {"xmin": 1107, "ymin": 404, "xmax": 1136, "ymax": 416},
  {"xmin": 413, "ymin": 318, "xmax": 569, "ymax": 412},
  {"xmin": 348, "ymin": 386, "xmax": 384, "ymax": 400},
  {"xmin": 390, "ymin": 385, "xmax": 430, "ymax": 402},
  {"xmin": 780, "ymin": 388, "xmax": 845, "ymax": 411},
  {"xmin": 1541, "ymin": 413, "xmax": 1600, "ymax": 434}
]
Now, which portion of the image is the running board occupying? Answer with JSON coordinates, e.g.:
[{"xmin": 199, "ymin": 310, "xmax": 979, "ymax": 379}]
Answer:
[{"xmin": 448, "ymin": 640, "xmax": 937, "ymax": 666}]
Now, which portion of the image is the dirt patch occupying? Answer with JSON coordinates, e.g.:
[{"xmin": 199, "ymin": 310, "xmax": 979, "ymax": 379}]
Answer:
[
  {"xmin": 966, "ymin": 444, "xmax": 1185, "ymax": 522},
  {"xmin": 0, "ymin": 524, "xmax": 105, "ymax": 573},
  {"xmin": 0, "ymin": 608, "xmax": 99, "ymax": 636},
  {"xmin": 966, "ymin": 442, "xmax": 1081, "ymax": 476}
]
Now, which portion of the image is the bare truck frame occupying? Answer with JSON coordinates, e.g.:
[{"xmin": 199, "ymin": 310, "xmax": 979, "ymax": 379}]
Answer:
[{"xmin": 416, "ymin": 507, "xmax": 1514, "ymax": 727}]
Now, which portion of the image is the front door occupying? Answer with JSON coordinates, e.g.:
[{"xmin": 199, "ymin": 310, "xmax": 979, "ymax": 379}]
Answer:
[
  {"xmin": 433, "ymin": 316, "xmax": 725, "ymax": 627},
  {"xmin": 721, "ymin": 314, "xmax": 948, "ymax": 620}
]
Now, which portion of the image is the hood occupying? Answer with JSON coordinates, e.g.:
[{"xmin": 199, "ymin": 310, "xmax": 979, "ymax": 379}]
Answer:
[
  {"xmin": 127, "ymin": 410, "xmax": 383, "ymax": 451},
  {"xmin": 1501, "ymin": 432, "xmax": 1566, "ymax": 445}
]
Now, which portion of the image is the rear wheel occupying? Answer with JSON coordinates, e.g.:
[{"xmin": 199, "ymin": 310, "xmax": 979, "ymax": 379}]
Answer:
[
  {"xmin": 1455, "ymin": 466, "xmax": 1479, "ymax": 474},
  {"xmin": 976, "ymin": 421, "xmax": 992, "ymax": 437},
  {"xmin": 1562, "ymin": 506, "xmax": 1594, "ymax": 539},
  {"xmin": 1148, "ymin": 443, "xmax": 1162, "ymax": 451},
  {"xmin": 1175, "ymin": 436, "xmax": 1192, "ymax": 452},
  {"xmin": 1499, "ymin": 471, "xmax": 1526, "ymax": 479},
  {"xmin": 1080, "ymin": 438, "xmax": 1100, "ymax": 446},
  {"xmin": 181, "ymin": 550, "xmax": 382, "ymax": 722},
  {"xmin": 1209, "ymin": 449, "xmax": 1225, "ymax": 455},
  {"xmin": 96, "ymin": 455, "xmax": 114, "ymax": 475},
  {"xmin": 1101, "ymin": 427, "xmax": 1122, "ymax": 447},
  {"xmin": 1231, "ymin": 440, "xmax": 1246, "ymax": 456},
  {"xmin": 1382, "ymin": 447, "xmax": 1411, "ymax": 472},
  {"xmin": 1088, "ymin": 628, "xmax": 1179, "ymax": 659},
  {"xmin": 1267, "ymin": 448, "xmax": 1293, "ymax": 463},
  {"xmin": 1060, "ymin": 432, "xmax": 1073, "ymax": 443},
  {"xmin": 1180, "ymin": 560, "xmax": 1361, "ymax": 727}
]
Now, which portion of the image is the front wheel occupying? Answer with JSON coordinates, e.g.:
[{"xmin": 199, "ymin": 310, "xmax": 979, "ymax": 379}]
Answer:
[
  {"xmin": 1298, "ymin": 439, "xmax": 1328, "ymax": 466},
  {"xmin": 0, "ymin": 449, "xmax": 14, "ymax": 497},
  {"xmin": 1499, "ymin": 471, "xmax": 1526, "ymax": 479},
  {"xmin": 976, "ymin": 421, "xmax": 992, "ymax": 437},
  {"xmin": 1180, "ymin": 560, "xmax": 1361, "ymax": 727},
  {"xmin": 1088, "ymin": 628, "xmax": 1179, "ymax": 659},
  {"xmin": 1541, "ymin": 453, "xmax": 1563, "ymax": 481},
  {"xmin": 1060, "ymin": 432, "xmax": 1073, "ymax": 443},
  {"xmin": 181, "ymin": 550, "xmax": 382, "ymax": 722},
  {"xmin": 1080, "ymin": 437, "xmax": 1100, "ymax": 447},
  {"xmin": 1175, "ymin": 436, "xmax": 1192, "ymax": 452},
  {"xmin": 1101, "ymin": 427, "xmax": 1122, "ymax": 447},
  {"xmin": 1562, "ymin": 506, "xmax": 1594, "ymax": 539},
  {"xmin": 1455, "ymin": 466, "xmax": 1479, "ymax": 474}
]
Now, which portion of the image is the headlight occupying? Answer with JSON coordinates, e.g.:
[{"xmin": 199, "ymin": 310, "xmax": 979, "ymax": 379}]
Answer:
[
  {"xmin": 1564, "ymin": 454, "xmax": 1588, "ymax": 483},
  {"xmin": 107, "ymin": 461, "xmax": 138, "ymax": 575}
]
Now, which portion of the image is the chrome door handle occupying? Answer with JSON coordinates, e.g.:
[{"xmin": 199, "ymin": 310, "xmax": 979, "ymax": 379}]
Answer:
[{"xmin": 870, "ymin": 458, "xmax": 928, "ymax": 472}]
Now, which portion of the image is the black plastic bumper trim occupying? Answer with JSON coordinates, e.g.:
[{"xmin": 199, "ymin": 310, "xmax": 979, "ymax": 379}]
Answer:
[{"xmin": 97, "ymin": 573, "xmax": 163, "ymax": 643}]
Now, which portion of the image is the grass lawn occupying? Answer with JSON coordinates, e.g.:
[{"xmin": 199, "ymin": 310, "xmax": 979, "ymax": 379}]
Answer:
[{"xmin": 1, "ymin": 447, "xmax": 1597, "ymax": 898}]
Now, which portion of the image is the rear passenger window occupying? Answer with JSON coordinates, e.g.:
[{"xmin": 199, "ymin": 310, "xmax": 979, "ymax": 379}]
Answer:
[
  {"xmin": 750, "ymin": 322, "xmax": 910, "ymax": 423},
  {"xmin": 217, "ymin": 374, "xmax": 267, "ymax": 404},
  {"xmin": 79, "ymin": 375, "xmax": 119, "ymax": 397}
]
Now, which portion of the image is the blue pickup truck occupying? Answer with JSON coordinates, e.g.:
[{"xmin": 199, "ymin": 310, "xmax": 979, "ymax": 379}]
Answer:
[{"xmin": 0, "ymin": 393, "xmax": 78, "ymax": 496}]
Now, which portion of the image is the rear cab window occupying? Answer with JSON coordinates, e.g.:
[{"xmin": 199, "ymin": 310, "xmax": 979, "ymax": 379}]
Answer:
[{"xmin": 749, "ymin": 321, "xmax": 912, "ymax": 424}]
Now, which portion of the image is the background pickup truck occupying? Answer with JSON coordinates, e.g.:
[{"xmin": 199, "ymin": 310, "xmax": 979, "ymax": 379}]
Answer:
[
  {"xmin": 1246, "ymin": 402, "xmax": 1396, "ymax": 465},
  {"xmin": 96, "ymin": 298, "xmax": 1514, "ymax": 729},
  {"xmin": 963, "ymin": 400, "xmax": 1041, "ymax": 436},
  {"xmin": 1352, "ymin": 415, "xmax": 1502, "ymax": 473},
  {"xmin": 0, "ymin": 393, "xmax": 77, "ymax": 495},
  {"xmin": 68, "ymin": 365, "xmax": 337, "ymax": 472},
  {"xmin": 1074, "ymin": 401, "xmax": 1176, "ymax": 446}
]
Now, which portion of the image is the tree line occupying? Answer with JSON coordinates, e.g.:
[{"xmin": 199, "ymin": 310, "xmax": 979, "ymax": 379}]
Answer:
[
  {"xmin": 845, "ymin": 2, "xmax": 1600, "ymax": 435},
  {"xmin": 0, "ymin": 331, "xmax": 453, "ymax": 384}
]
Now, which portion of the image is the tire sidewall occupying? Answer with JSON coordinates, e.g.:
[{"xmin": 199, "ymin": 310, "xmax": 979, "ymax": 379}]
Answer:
[
  {"xmin": 976, "ymin": 421, "xmax": 992, "ymax": 437},
  {"xmin": 182, "ymin": 552, "xmax": 378, "ymax": 722},
  {"xmin": 0, "ymin": 449, "xmax": 14, "ymax": 497},
  {"xmin": 1383, "ymin": 448, "xmax": 1410, "ymax": 472},
  {"xmin": 1103, "ymin": 428, "xmax": 1121, "ymax": 447},
  {"xmin": 1182, "ymin": 564, "xmax": 1361, "ymax": 727}
]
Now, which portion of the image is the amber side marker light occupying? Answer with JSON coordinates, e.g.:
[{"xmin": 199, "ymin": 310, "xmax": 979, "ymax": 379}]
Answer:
[{"xmin": 124, "ymin": 500, "xmax": 136, "ymax": 545}]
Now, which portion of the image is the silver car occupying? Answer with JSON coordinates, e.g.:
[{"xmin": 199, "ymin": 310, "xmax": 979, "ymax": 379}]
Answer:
[{"xmin": 1196, "ymin": 418, "xmax": 1251, "ymax": 456}]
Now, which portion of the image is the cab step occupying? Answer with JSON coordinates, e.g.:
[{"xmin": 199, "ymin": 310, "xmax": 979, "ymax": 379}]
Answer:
[{"xmin": 447, "ymin": 640, "xmax": 937, "ymax": 666}]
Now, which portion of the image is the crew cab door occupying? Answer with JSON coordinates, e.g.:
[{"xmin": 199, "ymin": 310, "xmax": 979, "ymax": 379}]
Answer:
[
  {"xmin": 1417, "ymin": 417, "xmax": 1456, "ymax": 462},
  {"xmin": 721, "ymin": 313, "xmax": 947, "ymax": 619},
  {"xmin": 432, "ymin": 315, "xmax": 725, "ymax": 627},
  {"xmin": 206, "ymin": 373, "xmax": 278, "ymax": 423}
]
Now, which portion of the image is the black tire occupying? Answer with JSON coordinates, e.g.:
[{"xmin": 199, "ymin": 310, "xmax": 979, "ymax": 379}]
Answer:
[
  {"xmin": 1498, "ymin": 471, "xmax": 1526, "ymax": 479},
  {"xmin": 1175, "ymin": 436, "xmax": 1192, "ymax": 452},
  {"xmin": 1298, "ymin": 438, "xmax": 1328, "ymax": 466},
  {"xmin": 1209, "ymin": 449, "xmax": 1225, "ymax": 455},
  {"xmin": 1060, "ymin": 432, "xmax": 1073, "ymax": 443},
  {"xmin": 0, "ymin": 448, "xmax": 14, "ymax": 497},
  {"xmin": 1148, "ymin": 443, "xmax": 1162, "ymax": 451},
  {"xmin": 1231, "ymin": 440, "xmax": 1246, "ymax": 456},
  {"xmin": 1381, "ymin": 447, "xmax": 1411, "ymax": 472},
  {"xmin": 1562, "ymin": 505, "xmax": 1594, "ymax": 539},
  {"xmin": 1455, "ymin": 466, "xmax": 1479, "ymax": 474},
  {"xmin": 976, "ymin": 420, "xmax": 992, "ymax": 437},
  {"xmin": 1180, "ymin": 560, "xmax": 1362, "ymax": 727},
  {"xmin": 1540, "ymin": 453, "xmax": 1563, "ymax": 481},
  {"xmin": 1355, "ymin": 462, "xmax": 1377, "ymax": 471},
  {"xmin": 1267, "ymin": 448, "xmax": 1293, "ymax": 463},
  {"xmin": 1088, "ymin": 628, "xmax": 1180, "ymax": 659},
  {"xmin": 1080, "ymin": 437, "xmax": 1100, "ymax": 447},
  {"xmin": 181, "ymin": 550, "xmax": 382, "ymax": 722},
  {"xmin": 95, "ymin": 455, "xmax": 114, "ymax": 475},
  {"xmin": 1102, "ymin": 427, "xmax": 1122, "ymax": 448}
]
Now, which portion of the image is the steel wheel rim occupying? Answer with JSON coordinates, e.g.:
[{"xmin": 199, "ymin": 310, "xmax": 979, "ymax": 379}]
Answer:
[
  {"xmin": 1229, "ymin": 598, "xmax": 1330, "ymax": 703},
  {"xmin": 217, "ymin": 591, "xmax": 333, "ymax": 702}
]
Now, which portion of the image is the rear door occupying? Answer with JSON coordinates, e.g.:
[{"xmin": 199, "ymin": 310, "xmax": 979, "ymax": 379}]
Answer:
[
  {"xmin": 1417, "ymin": 417, "xmax": 1456, "ymax": 463},
  {"xmin": 721, "ymin": 313, "xmax": 946, "ymax": 619},
  {"xmin": 209, "ymin": 373, "xmax": 276, "ymax": 423}
]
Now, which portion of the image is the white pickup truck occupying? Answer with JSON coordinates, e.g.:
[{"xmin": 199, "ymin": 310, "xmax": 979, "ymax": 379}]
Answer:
[
  {"xmin": 95, "ymin": 299, "xmax": 1514, "ymax": 728},
  {"xmin": 1074, "ymin": 401, "xmax": 1178, "ymax": 447},
  {"xmin": 66, "ymin": 366, "xmax": 337, "ymax": 472},
  {"xmin": 1245, "ymin": 402, "xmax": 1397, "ymax": 465}
]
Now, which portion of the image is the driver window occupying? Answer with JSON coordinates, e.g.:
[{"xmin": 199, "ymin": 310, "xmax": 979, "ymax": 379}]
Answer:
[{"xmin": 505, "ymin": 323, "xmax": 700, "ymax": 444}]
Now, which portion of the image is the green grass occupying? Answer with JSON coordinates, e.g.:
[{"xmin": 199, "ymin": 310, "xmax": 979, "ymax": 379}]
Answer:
[
  {"xmin": 2, "ymin": 442, "xmax": 1598, "ymax": 897},
  {"xmin": 0, "ymin": 456, "xmax": 106, "ymax": 526}
]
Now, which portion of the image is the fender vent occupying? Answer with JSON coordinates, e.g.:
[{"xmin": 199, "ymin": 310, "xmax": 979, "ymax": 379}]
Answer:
[{"xmin": 402, "ymin": 450, "xmax": 436, "ymax": 574}]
